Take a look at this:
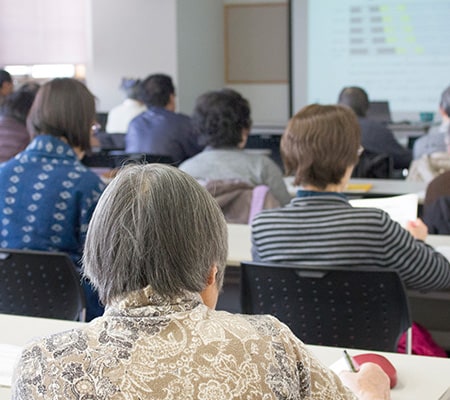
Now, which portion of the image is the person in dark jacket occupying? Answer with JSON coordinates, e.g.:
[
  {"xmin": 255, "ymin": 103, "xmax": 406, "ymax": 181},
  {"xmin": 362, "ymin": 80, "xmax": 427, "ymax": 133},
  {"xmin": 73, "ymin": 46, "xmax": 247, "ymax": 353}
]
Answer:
[
  {"xmin": 126, "ymin": 74, "xmax": 202, "ymax": 164},
  {"xmin": 338, "ymin": 86, "xmax": 412, "ymax": 170}
]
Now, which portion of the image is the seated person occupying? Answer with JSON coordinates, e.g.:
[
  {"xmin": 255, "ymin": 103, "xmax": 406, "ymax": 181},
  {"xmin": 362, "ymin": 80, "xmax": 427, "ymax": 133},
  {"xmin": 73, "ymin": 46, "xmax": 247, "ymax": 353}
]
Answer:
[
  {"xmin": 252, "ymin": 104, "xmax": 450, "ymax": 292},
  {"xmin": 126, "ymin": 73, "xmax": 202, "ymax": 164},
  {"xmin": 407, "ymin": 128, "xmax": 450, "ymax": 184},
  {"xmin": 413, "ymin": 86, "xmax": 450, "ymax": 160},
  {"xmin": 0, "ymin": 78, "xmax": 106, "ymax": 321},
  {"xmin": 105, "ymin": 77, "xmax": 146, "ymax": 134},
  {"xmin": 179, "ymin": 89, "xmax": 291, "ymax": 206},
  {"xmin": 0, "ymin": 81, "xmax": 40, "ymax": 162},
  {"xmin": 423, "ymin": 170, "xmax": 450, "ymax": 234},
  {"xmin": 12, "ymin": 163, "xmax": 390, "ymax": 400},
  {"xmin": 338, "ymin": 86, "xmax": 412, "ymax": 171},
  {"xmin": 0, "ymin": 69, "xmax": 13, "ymax": 105}
]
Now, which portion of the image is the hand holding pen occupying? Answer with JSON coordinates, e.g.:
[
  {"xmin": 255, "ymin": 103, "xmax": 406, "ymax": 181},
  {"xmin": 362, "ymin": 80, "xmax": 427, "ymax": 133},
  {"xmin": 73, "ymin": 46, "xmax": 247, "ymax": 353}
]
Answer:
[{"xmin": 339, "ymin": 350, "xmax": 391, "ymax": 400}]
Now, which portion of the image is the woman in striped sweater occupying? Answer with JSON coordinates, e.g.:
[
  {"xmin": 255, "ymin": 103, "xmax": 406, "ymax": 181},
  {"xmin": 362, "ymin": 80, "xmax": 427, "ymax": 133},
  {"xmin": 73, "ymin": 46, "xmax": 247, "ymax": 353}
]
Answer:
[{"xmin": 251, "ymin": 104, "xmax": 450, "ymax": 291}]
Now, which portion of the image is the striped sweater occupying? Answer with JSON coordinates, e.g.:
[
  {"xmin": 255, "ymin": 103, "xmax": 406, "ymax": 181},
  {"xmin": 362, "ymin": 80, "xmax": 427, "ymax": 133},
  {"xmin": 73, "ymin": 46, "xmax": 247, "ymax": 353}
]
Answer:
[{"xmin": 251, "ymin": 193, "xmax": 450, "ymax": 291}]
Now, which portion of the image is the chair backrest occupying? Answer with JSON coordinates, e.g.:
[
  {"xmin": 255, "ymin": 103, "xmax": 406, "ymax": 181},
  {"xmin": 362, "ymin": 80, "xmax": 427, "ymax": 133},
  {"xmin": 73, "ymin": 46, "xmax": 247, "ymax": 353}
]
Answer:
[
  {"xmin": 111, "ymin": 152, "xmax": 174, "ymax": 167},
  {"xmin": 240, "ymin": 262, "xmax": 412, "ymax": 352},
  {"xmin": 0, "ymin": 248, "xmax": 86, "ymax": 321},
  {"xmin": 82, "ymin": 151, "xmax": 174, "ymax": 169},
  {"xmin": 95, "ymin": 132, "xmax": 126, "ymax": 151},
  {"xmin": 352, "ymin": 150, "xmax": 394, "ymax": 178}
]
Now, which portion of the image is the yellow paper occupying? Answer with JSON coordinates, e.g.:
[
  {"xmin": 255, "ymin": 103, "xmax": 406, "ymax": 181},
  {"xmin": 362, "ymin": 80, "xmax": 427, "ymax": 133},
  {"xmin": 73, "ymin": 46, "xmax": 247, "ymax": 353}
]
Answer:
[{"xmin": 345, "ymin": 183, "xmax": 373, "ymax": 193}]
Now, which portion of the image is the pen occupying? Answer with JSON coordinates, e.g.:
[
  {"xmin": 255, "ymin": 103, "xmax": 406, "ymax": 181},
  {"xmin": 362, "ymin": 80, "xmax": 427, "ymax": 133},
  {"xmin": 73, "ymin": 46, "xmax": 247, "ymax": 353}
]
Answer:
[{"xmin": 343, "ymin": 350, "xmax": 359, "ymax": 373}]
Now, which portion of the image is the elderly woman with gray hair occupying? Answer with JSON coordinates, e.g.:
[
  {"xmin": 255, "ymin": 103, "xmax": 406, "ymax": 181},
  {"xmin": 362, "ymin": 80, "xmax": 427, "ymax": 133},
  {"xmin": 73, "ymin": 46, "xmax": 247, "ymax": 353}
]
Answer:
[{"xmin": 12, "ymin": 164, "xmax": 389, "ymax": 399}]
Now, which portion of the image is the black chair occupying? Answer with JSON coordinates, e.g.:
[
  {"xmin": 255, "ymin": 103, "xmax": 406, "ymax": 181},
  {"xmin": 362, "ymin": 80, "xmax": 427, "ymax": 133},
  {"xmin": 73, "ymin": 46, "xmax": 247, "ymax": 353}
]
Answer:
[
  {"xmin": 352, "ymin": 150, "xmax": 394, "ymax": 179},
  {"xmin": 240, "ymin": 262, "xmax": 412, "ymax": 353},
  {"xmin": 82, "ymin": 152, "xmax": 175, "ymax": 169},
  {"xmin": 111, "ymin": 152, "xmax": 175, "ymax": 167},
  {"xmin": 245, "ymin": 133, "xmax": 283, "ymax": 171},
  {"xmin": 95, "ymin": 112, "xmax": 109, "ymax": 131},
  {"xmin": 0, "ymin": 248, "xmax": 86, "ymax": 321},
  {"xmin": 95, "ymin": 132, "xmax": 126, "ymax": 151}
]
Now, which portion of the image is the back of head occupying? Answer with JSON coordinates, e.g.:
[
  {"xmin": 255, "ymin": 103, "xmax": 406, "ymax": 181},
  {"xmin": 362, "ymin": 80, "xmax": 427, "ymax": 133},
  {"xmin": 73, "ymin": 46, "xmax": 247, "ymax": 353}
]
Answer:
[
  {"xmin": 26, "ymin": 78, "xmax": 96, "ymax": 152},
  {"xmin": 120, "ymin": 78, "xmax": 142, "ymax": 101},
  {"xmin": 0, "ymin": 69, "xmax": 13, "ymax": 97},
  {"xmin": 337, "ymin": 86, "xmax": 369, "ymax": 117},
  {"xmin": 83, "ymin": 164, "xmax": 228, "ymax": 305},
  {"xmin": 139, "ymin": 74, "xmax": 174, "ymax": 107},
  {"xmin": 192, "ymin": 88, "xmax": 252, "ymax": 147},
  {"xmin": 0, "ymin": 69, "xmax": 12, "ymax": 86},
  {"xmin": 440, "ymin": 86, "xmax": 450, "ymax": 117},
  {"xmin": 281, "ymin": 104, "xmax": 361, "ymax": 188},
  {"xmin": 0, "ymin": 82, "xmax": 40, "ymax": 123}
]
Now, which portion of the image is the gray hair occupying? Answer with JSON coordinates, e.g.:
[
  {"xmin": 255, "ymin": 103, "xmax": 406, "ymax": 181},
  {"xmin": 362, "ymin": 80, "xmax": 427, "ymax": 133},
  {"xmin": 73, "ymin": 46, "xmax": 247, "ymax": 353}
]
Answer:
[
  {"xmin": 440, "ymin": 86, "xmax": 450, "ymax": 116},
  {"xmin": 83, "ymin": 164, "xmax": 228, "ymax": 305},
  {"xmin": 337, "ymin": 86, "xmax": 369, "ymax": 117}
]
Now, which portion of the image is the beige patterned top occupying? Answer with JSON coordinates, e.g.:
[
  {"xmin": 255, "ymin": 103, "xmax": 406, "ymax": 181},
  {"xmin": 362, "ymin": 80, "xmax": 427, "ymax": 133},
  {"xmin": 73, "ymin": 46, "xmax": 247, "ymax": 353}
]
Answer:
[{"xmin": 12, "ymin": 286, "xmax": 357, "ymax": 399}]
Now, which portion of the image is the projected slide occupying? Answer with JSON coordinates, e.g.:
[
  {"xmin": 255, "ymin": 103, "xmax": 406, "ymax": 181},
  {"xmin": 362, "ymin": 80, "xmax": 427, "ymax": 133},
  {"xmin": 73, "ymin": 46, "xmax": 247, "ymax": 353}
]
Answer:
[{"xmin": 293, "ymin": 0, "xmax": 450, "ymax": 115}]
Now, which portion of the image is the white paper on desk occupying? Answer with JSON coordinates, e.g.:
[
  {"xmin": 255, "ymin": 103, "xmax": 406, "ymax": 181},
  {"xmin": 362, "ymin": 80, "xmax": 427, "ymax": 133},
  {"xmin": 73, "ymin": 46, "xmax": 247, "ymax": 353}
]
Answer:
[
  {"xmin": 0, "ymin": 344, "xmax": 22, "ymax": 387},
  {"xmin": 329, "ymin": 356, "xmax": 353, "ymax": 375},
  {"xmin": 349, "ymin": 194, "xmax": 418, "ymax": 228}
]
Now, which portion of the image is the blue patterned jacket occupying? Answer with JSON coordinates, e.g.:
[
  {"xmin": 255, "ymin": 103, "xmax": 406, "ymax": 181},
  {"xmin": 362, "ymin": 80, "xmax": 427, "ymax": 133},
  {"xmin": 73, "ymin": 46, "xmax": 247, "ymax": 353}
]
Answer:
[{"xmin": 0, "ymin": 135, "xmax": 105, "ymax": 267}]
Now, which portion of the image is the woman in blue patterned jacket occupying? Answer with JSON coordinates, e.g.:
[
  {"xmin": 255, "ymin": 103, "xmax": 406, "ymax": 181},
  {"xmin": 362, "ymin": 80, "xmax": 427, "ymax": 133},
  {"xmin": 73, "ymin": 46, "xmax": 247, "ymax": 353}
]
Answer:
[{"xmin": 0, "ymin": 78, "xmax": 105, "ymax": 320}]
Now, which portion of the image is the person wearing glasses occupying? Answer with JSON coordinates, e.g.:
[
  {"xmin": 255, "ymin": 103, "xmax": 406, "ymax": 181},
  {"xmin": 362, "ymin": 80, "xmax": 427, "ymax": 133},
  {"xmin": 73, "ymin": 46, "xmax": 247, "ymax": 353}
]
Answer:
[
  {"xmin": 252, "ymin": 104, "xmax": 450, "ymax": 291},
  {"xmin": 0, "ymin": 78, "xmax": 105, "ymax": 320}
]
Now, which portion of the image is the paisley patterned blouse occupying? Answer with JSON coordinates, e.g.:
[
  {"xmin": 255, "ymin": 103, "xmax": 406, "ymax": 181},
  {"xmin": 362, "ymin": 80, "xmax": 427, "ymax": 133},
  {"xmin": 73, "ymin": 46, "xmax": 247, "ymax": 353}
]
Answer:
[{"xmin": 12, "ymin": 287, "xmax": 356, "ymax": 399}]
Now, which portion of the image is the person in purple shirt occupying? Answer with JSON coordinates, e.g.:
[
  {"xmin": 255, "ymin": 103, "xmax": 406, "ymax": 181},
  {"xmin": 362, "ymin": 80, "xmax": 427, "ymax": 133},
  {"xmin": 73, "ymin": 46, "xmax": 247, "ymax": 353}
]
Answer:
[{"xmin": 126, "ymin": 74, "xmax": 203, "ymax": 164}]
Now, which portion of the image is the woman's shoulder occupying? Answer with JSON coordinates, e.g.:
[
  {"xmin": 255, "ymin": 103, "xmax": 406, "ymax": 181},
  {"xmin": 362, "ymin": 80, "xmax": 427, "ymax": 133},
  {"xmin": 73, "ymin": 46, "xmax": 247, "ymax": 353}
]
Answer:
[{"xmin": 71, "ymin": 163, "xmax": 106, "ymax": 191}]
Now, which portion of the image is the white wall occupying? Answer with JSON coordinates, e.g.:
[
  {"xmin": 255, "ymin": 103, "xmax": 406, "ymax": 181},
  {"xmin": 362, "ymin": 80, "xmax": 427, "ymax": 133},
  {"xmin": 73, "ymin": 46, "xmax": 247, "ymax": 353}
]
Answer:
[
  {"xmin": 86, "ymin": 0, "xmax": 288, "ymax": 125},
  {"xmin": 176, "ymin": 0, "xmax": 224, "ymax": 115},
  {"xmin": 224, "ymin": 0, "xmax": 289, "ymax": 125},
  {"xmin": 86, "ymin": 0, "xmax": 178, "ymax": 112}
]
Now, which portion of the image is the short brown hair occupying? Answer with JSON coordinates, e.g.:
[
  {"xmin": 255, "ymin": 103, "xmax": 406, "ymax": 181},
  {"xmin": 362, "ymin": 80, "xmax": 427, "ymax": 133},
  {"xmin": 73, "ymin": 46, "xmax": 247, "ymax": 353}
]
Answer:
[
  {"xmin": 27, "ymin": 78, "xmax": 96, "ymax": 152},
  {"xmin": 281, "ymin": 104, "xmax": 360, "ymax": 189}
]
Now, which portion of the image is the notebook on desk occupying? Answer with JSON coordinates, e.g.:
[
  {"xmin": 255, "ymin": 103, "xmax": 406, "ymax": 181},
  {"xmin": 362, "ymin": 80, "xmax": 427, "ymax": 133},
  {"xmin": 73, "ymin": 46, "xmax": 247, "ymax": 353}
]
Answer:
[{"xmin": 367, "ymin": 101, "xmax": 392, "ymax": 125}]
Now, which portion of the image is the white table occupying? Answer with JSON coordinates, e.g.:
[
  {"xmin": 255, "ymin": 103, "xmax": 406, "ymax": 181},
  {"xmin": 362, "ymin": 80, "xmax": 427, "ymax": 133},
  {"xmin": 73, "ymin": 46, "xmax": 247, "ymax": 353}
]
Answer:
[
  {"xmin": 1, "ymin": 314, "xmax": 449, "ymax": 400},
  {"xmin": 0, "ymin": 314, "xmax": 83, "ymax": 399},
  {"xmin": 307, "ymin": 344, "xmax": 450, "ymax": 400},
  {"xmin": 283, "ymin": 176, "xmax": 427, "ymax": 202}
]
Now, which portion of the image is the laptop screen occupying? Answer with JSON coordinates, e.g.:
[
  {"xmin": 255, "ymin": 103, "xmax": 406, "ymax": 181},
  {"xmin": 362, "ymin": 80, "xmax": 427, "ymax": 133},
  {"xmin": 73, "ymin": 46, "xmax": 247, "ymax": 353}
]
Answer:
[{"xmin": 366, "ymin": 101, "xmax": 392, "ymax": 124}]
